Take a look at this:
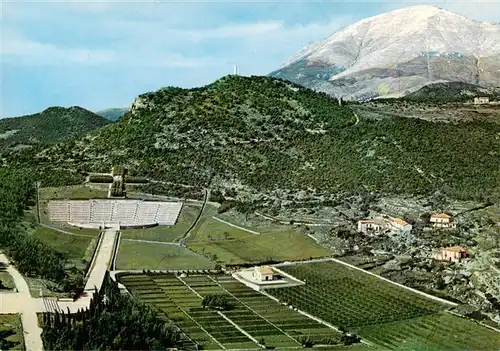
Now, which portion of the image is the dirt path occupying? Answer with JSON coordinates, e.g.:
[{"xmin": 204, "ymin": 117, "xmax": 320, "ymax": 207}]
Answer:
[
  {"xmin": 0, "ymin": 230, "xmax": 119, "ymax": 349},
  {"xmin": 0, "ymin": 254, "xmax": 44, "ymax": 351},
  {"xmin": 211, "ymin": 216, "xmax": 259, "ymax": 234},
  {"xmin": 39, "ymin": 223, "xmax": 95, "ymax": 238},
  {"xmin": 179, "ymin": 188, "xmax": 210, "ymax": 243},
  {"xmin": 121, "ymin": 238, "xmax": 181, "ymax": 245}
]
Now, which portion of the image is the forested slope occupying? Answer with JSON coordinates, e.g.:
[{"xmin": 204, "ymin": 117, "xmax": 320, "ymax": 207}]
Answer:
[
  {"xmin": 0, "ymin": 106, "xmax": 109, "ymax": 153},
  {"xmin": 14, "ymin": 75, "xmax": 500, "ymax": 201}
]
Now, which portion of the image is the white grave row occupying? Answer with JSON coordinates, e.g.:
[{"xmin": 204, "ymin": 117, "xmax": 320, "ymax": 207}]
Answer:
[{"xmin": 48, "ymin": 200, "xmax": 182, "ymax": 226}]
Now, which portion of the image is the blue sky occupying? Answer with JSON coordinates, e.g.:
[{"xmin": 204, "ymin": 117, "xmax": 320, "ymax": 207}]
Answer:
[{"xmin": 1, "ymin": 0, "xmax": 498, "ymax": 117}]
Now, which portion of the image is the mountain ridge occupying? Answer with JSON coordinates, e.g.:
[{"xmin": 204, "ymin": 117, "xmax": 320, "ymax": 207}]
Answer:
[
  {"xmin": 270, "ymin": 5, "xmax": 500, "ymax": 100},
  {"xmin": 13, "ymin": 75, "xmax": 499, "ymax": 202}
]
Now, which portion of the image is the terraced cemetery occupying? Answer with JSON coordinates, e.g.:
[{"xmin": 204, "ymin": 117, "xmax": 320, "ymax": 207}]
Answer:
[
  {"xmin": 119, "ymin": 274, "xmax": 344, "ymax": 350},
  {"xmin": 268, "ymin": 260, "xmax": 500, "ymax": 350}
]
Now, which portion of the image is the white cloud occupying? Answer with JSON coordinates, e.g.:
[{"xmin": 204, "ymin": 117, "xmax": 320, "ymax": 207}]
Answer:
[{"xmin": 1, "ymin": 30, "xmax": 115, "ymax": 65}]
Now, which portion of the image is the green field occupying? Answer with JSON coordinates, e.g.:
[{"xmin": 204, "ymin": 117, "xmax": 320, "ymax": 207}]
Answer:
[
  {"xmin": 268, "ymin": 261, "xmax": 500, "ymax": 350},
  {"xmin": 120, "ymin": 205, "xmax": 200, "ymax": 242},
  {"xmin": 116, "ymin": 241, "xmax": 215, "ymax": 270},
  {"xmin": 31, "ymin": 226, "xmax": 97, "ymax": 265},
  {"xmin": 188, "ymin": 227, "xmax": 330, "ymax": 265},
  {"xmin": 0, "ymin": 314, "xmax": 25, "ymax": 350},
  {"xmin": 189, "ymin": 214, "xmax": 252, "ymax": 242},
  {"xmin": 119, "ymin": 274, "xmax": 347, "ymax": 350}
]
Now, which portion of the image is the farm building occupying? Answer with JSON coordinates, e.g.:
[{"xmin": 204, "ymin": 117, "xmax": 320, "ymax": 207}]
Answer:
[
  {"xmin": 434, "ymin": 246, "xmax": 469, "ymax": 262},
  {"xmin": 386, "ymin": 217, "xmax": 412, "ymax": 232},
  {"xmin": 474, "ymin": 97, "xmax": 489, "ymax": 104},
  {"xmin": 430, "ymin": 213, "xmax": 456, "ymax": 229},
  {"xmin": 253, "ymin": 266, "xmax": 275, "ymax": 281},
  {"xmin": 358, "ymin": 218, "xmax": 386, "ymax": 234}
]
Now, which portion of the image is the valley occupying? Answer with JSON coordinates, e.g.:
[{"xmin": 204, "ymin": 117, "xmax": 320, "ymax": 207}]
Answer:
[{"xmin": 1, "ymin": 73, "xmax": 499, "ymax": 349}]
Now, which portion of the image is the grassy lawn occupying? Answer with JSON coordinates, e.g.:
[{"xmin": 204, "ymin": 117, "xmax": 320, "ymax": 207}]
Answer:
[
  {"xmin": 120, "ymin": 204, "xmax": 201, "ymax": 242},
  {"xmin": 39, "ymin": 185, "xmax": 108, "ymax": 200},
  {"xmin": 187, "ymin": 229, "xmax": 330, "ymax": 265},
  {"xmin": 116, "ymin": 240, "xmax": 215, "ymax": 270},
  {"xmin": 0, "ymin": 266, "xmax": 15, "ymax": 290},
  {"xmin": 189, "ymin": 216, "xmax": 253, "ymax": 242},
  {"xmin": 0, "ymin": 314, "xmax": 24, "ymax": 350},
  {"xmin": 31, "ymin": 226, "xmax": 95, "ymax": 261}
]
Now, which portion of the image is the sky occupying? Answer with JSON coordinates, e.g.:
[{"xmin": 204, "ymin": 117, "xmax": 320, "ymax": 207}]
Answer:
[{"xmin": 1, "ymin": 0, "xmax": 499, "ymax": 117}]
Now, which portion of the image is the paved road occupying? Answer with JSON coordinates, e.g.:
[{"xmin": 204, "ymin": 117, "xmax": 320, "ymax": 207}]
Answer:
[
  {"xmin": 0, "ymin": 230, "xmax": 119, "ymax": 349},
  {"xmin": 84, "ymin": 230, "xmax": 117, "ymax": 293},
  {"xmin": 0, "ymin": 254, "xmax": 44, "ymax": 351}
]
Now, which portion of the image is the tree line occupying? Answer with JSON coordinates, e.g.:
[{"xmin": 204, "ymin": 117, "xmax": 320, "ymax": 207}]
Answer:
[
  {"xmin": 41, "ymin": 277, "xmax": 181, "ymax": 350},
  {"xmin": 0, "ymin": 168, "xmax": 83, "ymax": 293}
]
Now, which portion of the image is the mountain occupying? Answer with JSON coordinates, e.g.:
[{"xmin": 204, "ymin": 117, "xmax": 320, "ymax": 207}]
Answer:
[
  {"xmin": 95, "ymin": 107, "xmax": 129, "ymax": 121},
  {"xmin": 0, "ymin": 106, "xmax": 109, "ymax": 153},
  {"xmin": 25, "ymin": 76, "xmax": 500, "ymax": 202},
  {"xmin": 270, "ymin": 5, "xmax": 500, "ymax": 100}
]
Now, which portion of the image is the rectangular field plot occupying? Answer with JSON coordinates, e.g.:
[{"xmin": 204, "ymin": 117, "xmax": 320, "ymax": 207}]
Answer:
[
  {"xmin": 119, "ymin": 274, "xmax": 343, "ymax": 350},
  {"xmin": 267, "ymin": 261, "xmax": 500, "ymax": 350},
  {"xmin": 269, "ymin": 261, "xmax": 447, "ymax": 329},
  {"xmin": 357, "ymin": 312, "xmax": 500, "ymax": 351},
  {"xmin": 116, "ymin": 241, "xmax": 215, "ymax": 270},
  {"xmin": 187, "ymin": 230, "xmax": 330, "ymax": 265}
]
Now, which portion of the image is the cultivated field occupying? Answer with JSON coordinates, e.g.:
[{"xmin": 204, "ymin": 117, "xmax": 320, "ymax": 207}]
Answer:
[
  {"xmin": 357, "ymin": 312, "xmax": 500, "ymax": 351},
  {"xmin": 116, "ymin": 241, "xmax": 215, "ymax": 271},
  {"xmin": 268, "ymin": 261, "xmax": 500, "ymax": 350},
  {"xmin": 119, "ymin": 274, "xmax": 345, "ymax": 350}
]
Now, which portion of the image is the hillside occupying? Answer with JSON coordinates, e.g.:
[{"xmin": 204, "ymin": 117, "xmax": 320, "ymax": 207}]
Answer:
[
  {"xmin": 402, "ymin": 82, "xmax": 500, "ymax": 103},
  {"xmin": 23, "ymin": 75, "xmax": 500, "ymax": 202},
  {"xmin": 0, "ymin": 106, "xmax": 109, "ymax": 153},
  {"xmin": 270, "ymin": 5, "xmax": 500, "ymax": 100},
  {"xmin": 95, "ymin": 107, "xmax": 129, "ymax": 121}
]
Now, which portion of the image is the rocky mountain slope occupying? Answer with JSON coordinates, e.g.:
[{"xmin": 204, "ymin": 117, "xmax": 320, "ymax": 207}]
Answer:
[
  {"xmin": 23, "ymin": 76, "xmax": 500, "ymax": 202},
  {"xmin": 0, "ymin": 106, "xmax": 109, "ymax": 154},
  {"xmin": 270, "ymin": 5, "xmax": 500, "ymax": 100}
]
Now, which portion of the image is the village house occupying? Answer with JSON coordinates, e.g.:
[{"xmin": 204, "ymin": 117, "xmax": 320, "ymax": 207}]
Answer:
[
  {"xmin": 252, "ymin": 266, "xmax": 275, "ymax": 281},
  {"xmin": 386, "ymin": 217, "xmax": 413, "ymax": 232},
  {"xmin": 474, "ymin": 96, "xmax": 489, "ymax": 104},
  {"xmin": 357, "ymin": 218, "xmax": 385, "ymax": 234},
  {"xmin": 430, "ymin": 213, "xmax": 456, "ymax": 229},
  {"xmin": 434, "ymin": 246, "xmax": 469, "ymax": 262}
]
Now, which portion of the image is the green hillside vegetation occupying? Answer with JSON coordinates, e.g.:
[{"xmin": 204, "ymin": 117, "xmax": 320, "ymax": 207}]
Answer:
[
  {"xmin": 14, "ymin": 75, "xmax": 500, "ymax": 201},
  {"xmin": 402, "ymin": 82, "xmax": 500, "ymax": 103},
  {"xmin": 0, "ymin": 106, "xmax": 109, "ymax": 153},
  {"xmin": 95, "ymin": 107, "xmax": 129, "ymax": 121}
]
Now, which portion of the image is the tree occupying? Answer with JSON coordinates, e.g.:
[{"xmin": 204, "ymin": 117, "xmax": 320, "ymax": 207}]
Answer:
[{"xmin": 201, "ymin": 294, "xmax": 232, "ymax": 310}]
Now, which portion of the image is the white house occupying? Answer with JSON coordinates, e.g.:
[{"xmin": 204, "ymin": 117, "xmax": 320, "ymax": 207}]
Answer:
[
  {"xmin": 252, "ymin": 266, "xmax": 275, "ymax": 281},
  {"xmin": 433, "ymin": 246, "xmax": 469, "ymax": 262},
  {"xmin": 386, "ymin": 217, "xmax": 412, "ymax": 232},
  {"xmin": 430, "ymin": 213, "xmax": 456, "ymax": 229},
  {"xmin": 474, "ymin": 97, "xmax": 489, "ymax": 104},
  {"xmin": 357, "ymin": 218, "xmax": 385, "ymax": 234}
]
